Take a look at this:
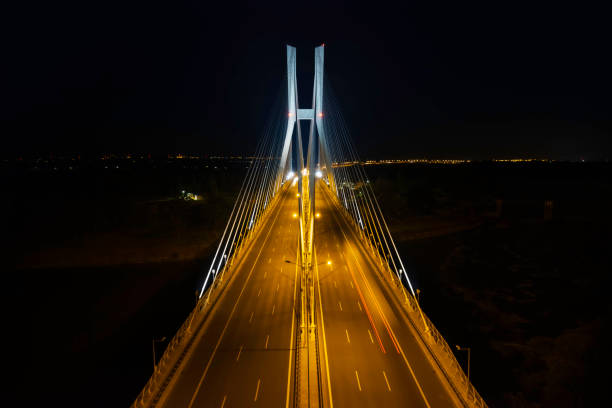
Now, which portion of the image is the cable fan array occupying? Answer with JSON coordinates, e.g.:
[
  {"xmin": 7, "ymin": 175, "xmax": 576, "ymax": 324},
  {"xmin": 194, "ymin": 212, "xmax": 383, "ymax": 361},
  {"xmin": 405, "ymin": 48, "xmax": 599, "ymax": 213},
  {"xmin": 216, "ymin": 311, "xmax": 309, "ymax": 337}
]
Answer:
[
  {"xmin": 198, "ymin": 98, "xmax": 288, "ymax": 298},
  {"xmin": 320, "ymin": 81, "xmax": 417, "ymax": 297}
]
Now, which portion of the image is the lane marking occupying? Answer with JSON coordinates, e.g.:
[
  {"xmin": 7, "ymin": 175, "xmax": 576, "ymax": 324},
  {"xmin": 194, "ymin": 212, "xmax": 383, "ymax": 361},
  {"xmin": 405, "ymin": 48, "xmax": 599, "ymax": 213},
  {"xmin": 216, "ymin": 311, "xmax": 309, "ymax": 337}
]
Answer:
[
  {"xmin": 355, "ymin": 370, "xmax": 362, "ymax": 391},
  {"xmin": 345, "ymin": 264, "xmax": 386, "ymax": 353},
  {"xmin": 221, "ymin": 395, "xmax": 227, "ymax": 408},
  {"xmin": 265, "ymin": 334, "xmax": 269, "ymax": 349},
  {"xmin": 236, "ymin": 345, "xmax": 243, "ymax": 362},
  {"xmin": 338, "ymin": 301, "xmax": 343, "ymax": 311},
  {"xmin": 349, "ymin": 281, "xmax": 354, "ymax": 289},
  {"xmin": 326, "ymin": 191, "xmax": 432, "ymax": 408},
  {"xmin": 345, "ymin": 329, "xmax": 351, "ymax": 344},
  {"xmin": 333, "ymin": 281, "xmax": 337, "ymax": 288},
  {"xmin": 186, "ymin": 198, "xmax": 284, "ymax": 408},
  {"xmin": 264, "ymin": 271, "xmax": 267, "ymax": 279},
  {"xmin": 272, "ymin": 304, "xmax": 275, "ymax": 315},
  {"xmin": 314, "ymin": 249, "xmax": 334, "ymax": 408},
  {"xmin": 357, "ymin": 301, "xmax": 363, "ymax": 312},
  {"xmin": 383, "ymin": 371, "xmax": 392, "ymax": 391},
  {"xmin": 277, "ymin": 283, "xmax": 280, "ymax": 292},
  {"xmin": 367, "ymin": 329, "xmax": 374, "ymax": 344},
  {"xmin": 350, "ymin": 252, "xmax": 401, "ymax": 354},
  {"xmin": 257, "ymin": 288, "xmax": 262, "ymax": 297},
  {"xmin": 249, "ymin": 311, "xmax": 254, "ymax": 323},
  {"xmin": 268, "ymin": 258, "xmax": 271, "ymax": 263},
  {"xmin": 285, "ymin": 244, "xmax": 299, "ymax": 408},
  {"xmin": 254, "ymin": 378, "xmax": 261, "ymax": 401}
]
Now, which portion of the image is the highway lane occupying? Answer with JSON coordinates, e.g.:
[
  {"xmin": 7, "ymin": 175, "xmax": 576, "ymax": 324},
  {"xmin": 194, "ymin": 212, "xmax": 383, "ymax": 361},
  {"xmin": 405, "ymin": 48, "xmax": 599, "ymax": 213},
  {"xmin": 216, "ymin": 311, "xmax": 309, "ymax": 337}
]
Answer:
[
  {"xmin": 159, "ymin": 184, "xmax": 300, "ymax": 408},
  {"xmin": 314, "ymin": 181, "xmax": 459, "ymax": 407}
]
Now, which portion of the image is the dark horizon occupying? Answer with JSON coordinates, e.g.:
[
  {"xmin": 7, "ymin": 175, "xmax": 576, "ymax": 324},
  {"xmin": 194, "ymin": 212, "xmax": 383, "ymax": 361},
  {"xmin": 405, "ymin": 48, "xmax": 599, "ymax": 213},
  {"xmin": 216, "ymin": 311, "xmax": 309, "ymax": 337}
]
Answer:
[{"xmin": 2, "ymin": 1, "xmax": 611, "ymax": 161}]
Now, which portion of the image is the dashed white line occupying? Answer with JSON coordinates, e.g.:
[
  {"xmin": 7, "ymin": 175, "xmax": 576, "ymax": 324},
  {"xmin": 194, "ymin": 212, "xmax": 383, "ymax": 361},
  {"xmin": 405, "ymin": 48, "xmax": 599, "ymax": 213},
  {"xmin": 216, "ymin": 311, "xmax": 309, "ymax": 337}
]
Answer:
[
  {"xmin": 220, "ymin": 395, "xmax": 227, "ymax": 408},
  {"xmin": 257, "ymin": 288, "xmax": 262, "ymax": 297},
  {"xmin": 338, "ymin": 301, "xmax": 343, "ymax": 311},
  {"xmin": 345, "ymin": 329, "xmax": 351, "ymax": 344},
  {"xmin": 367, "ymin": 329, "xmax": 374, "ymax": 344},
  {"xmin": 236, "ymin": 345, "xmax": 243, "ymax": 362},
  {"xmin": 355, "ymin": 370, "xmax": 362, "ymax": 391},
  {"xmin": 249, "ymin": 312, "xmax": 254, "ymax": 324},
  {"xmin": 265, "ymin": 335, "xmax": 269, "ymax": 349},
  {"xmin": 264, "ymin": 271, "xmax": 267, "ymax": 279},
  {"xmin": 383, "ymin": 371, "xmax": 392, "ymax": 391},
  {"xmin": 272, "ymin": 304, "xmax": 275, "ymax": 315},
  {"xmin": 349, "ymin": 281, "xmax": 354, "ymax": 289},
  {"xmin": 254, "ymin": 378, "xmax": 261, "ymax": 401},
  {"xmin": 268, "ymin": 258, "xmax": 271, "ymax": 263},
  {"xmin": 357, "ymin": 301, "xmax": 362, "ymax": 312}
]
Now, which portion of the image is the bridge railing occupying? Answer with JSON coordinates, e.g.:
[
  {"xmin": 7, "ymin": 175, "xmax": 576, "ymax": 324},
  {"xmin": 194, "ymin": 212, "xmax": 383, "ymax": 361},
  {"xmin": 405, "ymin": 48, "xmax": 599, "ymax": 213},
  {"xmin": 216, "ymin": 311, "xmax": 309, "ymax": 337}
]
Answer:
[
  {"xmin": 322, "ymin": 183, "xmax": 487, "ymax": 408},
  {"xmin": 131, "ymin": 185, "xmax": 288, "ymax": 408}
]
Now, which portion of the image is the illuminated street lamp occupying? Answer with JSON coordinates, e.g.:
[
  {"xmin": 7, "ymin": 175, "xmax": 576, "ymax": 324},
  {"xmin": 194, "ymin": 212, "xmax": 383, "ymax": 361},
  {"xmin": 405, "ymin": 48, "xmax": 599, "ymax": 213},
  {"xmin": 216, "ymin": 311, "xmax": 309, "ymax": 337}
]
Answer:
[
  {"xmin": 153, "ymin": 337, "xmax": 167, "ymax": 371},
  {"xmin": 315, "ymin": 212, "xmax": 321, "ymax": 218},
  {"xmin": 455, "ymin": 345, "xmax": 471, "ymax": 382}
]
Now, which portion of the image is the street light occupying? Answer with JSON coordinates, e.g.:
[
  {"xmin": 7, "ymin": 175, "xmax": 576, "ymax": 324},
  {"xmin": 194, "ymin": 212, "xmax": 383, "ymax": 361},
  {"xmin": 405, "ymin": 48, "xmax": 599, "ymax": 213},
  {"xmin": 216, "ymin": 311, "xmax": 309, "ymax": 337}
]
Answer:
[
  {"xmin": 455, "ymin": 345, "xmax": 471, "ymax": 382},
  {"xmin": 153, "ymin": 337, "xmax": 167, "ymax": 371}
]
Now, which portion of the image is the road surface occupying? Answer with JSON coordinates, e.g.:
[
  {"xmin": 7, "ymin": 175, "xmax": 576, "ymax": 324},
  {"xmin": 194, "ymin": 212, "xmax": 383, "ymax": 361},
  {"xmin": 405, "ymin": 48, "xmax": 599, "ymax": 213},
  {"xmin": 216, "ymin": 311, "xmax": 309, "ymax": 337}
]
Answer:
[
  {"xmin": 156, "ymin": 180, "xmax": 461, "ymax": 407},
  {"xmin": 160, "ymin": 184, "xmax": 300, "ymax": 407},
  {"xmin": 313, "ymin": 181, "xmax": 458, "ymax": 407}
]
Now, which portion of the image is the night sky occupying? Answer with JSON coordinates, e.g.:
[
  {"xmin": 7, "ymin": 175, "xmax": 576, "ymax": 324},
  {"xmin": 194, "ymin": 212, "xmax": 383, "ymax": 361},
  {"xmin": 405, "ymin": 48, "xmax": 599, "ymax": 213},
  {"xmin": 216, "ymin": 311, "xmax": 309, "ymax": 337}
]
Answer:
[{"xmin": 3, "ymin": 1, "xmax": 611, "ymax": 160}]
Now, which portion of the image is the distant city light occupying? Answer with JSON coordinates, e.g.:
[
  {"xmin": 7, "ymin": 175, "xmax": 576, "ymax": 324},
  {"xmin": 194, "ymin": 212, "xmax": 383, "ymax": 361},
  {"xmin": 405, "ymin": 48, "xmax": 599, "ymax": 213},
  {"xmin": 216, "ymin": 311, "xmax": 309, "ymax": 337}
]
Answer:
[
  {"xmin": 286, "ymin": 171, "xmax": 294, "ymax": 180},
  {"xmin": 315, "ymin": 170, "xmax": 323, "ymax": 178}
]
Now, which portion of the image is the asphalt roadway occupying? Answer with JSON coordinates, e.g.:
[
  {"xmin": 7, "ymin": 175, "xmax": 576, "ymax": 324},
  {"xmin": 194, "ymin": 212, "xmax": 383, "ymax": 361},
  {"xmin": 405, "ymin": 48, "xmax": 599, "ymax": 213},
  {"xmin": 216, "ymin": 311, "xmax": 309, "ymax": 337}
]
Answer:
[
  {"xmin": 313, "ymin": 181, "xmax": 458, "ymax": 407},
  {"xmin": 158, "ymin": 180, "xmax": 460, "ymax": 407},
  {"xmin": 160, "ymin": 183, "xmax": 301, "ymax": 408}
]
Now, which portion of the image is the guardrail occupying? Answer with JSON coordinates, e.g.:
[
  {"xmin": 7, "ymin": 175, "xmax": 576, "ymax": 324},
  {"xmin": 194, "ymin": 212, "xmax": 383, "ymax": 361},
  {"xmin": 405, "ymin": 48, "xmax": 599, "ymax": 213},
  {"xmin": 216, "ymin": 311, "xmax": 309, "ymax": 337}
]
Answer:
[
  {"xmin": 131, "ymin": 186, "xmax": 288, "ymax": 408},
  {"xmin": 322, "ymin": 184, "xmax": 488, "ymax": 408}
]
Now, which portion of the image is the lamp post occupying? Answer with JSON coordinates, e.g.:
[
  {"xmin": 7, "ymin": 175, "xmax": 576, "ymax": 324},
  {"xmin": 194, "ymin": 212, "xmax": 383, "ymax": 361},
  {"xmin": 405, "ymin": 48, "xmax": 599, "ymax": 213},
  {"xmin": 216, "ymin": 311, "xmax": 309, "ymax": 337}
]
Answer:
[
  {"xmin": 152, "ymin": 337, "xmax": 167, "ymax": 371},
  {"xmin": 455, "ymin": 344, "xmax": 471, "ymax": 382}
]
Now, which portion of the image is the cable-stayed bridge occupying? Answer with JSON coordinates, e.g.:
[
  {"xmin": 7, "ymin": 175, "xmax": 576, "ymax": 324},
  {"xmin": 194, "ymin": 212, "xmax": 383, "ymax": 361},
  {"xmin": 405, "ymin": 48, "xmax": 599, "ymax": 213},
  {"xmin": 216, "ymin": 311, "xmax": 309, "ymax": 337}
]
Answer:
[{"xmin": 133, "ymin": 45, "xmax": 487, "ymax": 408}]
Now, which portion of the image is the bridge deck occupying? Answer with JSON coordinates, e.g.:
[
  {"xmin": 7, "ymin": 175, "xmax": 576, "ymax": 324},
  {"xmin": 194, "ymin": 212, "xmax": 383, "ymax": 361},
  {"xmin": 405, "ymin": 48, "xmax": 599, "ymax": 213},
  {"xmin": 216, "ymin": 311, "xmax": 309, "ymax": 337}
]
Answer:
[
  {"xmin": 160, "ymin": 184, "xmax": 300, "ymax": 407},
  {"xmin": 314, "ymin": 182, "xmax": 458, "ymax": 407},
  {"xmin": 156, "ymin": 181, "xmax": 460, "ymax": 407}
]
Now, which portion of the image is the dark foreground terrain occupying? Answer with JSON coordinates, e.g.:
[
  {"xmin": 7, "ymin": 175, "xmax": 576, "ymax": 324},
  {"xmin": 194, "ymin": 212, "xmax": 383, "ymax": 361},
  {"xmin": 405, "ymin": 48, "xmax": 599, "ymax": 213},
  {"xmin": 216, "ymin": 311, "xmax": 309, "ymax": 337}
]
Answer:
[{"xmin": 4, "ymin": 157, "xmax": 610, "ymax": 407}]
